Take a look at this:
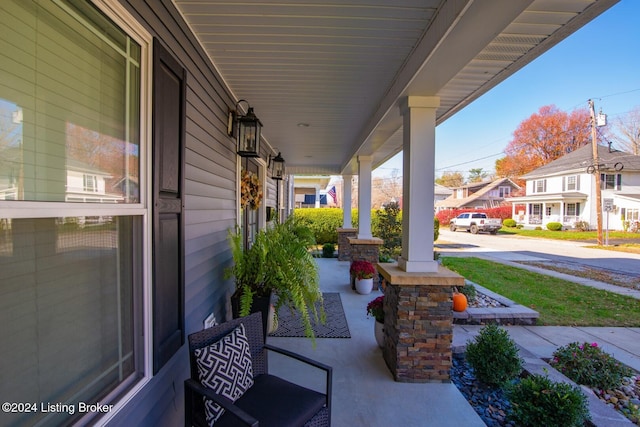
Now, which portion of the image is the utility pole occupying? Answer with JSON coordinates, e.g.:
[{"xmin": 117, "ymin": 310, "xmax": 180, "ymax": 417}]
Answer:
[{"xmin": 589, "ymin": 99, "xmax": 603, "ymax": 246}]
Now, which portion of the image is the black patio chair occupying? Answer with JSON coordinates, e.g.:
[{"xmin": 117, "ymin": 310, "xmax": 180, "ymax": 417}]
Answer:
[{"xmin": 185, "ymin": 312, "xmax": 332, "ymax": 427}]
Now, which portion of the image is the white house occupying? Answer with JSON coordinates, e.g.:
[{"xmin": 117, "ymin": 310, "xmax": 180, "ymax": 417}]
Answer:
[{"xmin": 509, "ymin": 144, "xmax": 640, "ymax": 230}]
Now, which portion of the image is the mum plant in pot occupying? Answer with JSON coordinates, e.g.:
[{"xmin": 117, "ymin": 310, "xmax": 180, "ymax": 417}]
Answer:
[
  {"xmin": 366, "ymin": 295, "xmax": 385, "ymax": 348},
  {"xmin": 225, "ymin": 217, "xmax": 325, "ymax": 340},
  {"xmin": 350, "ymin": 260, "xmax": 376, "ymax": 295}
]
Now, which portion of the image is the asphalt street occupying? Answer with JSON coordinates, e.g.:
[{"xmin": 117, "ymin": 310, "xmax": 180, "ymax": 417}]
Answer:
[{"xmin": 437, "ymin": 228, "xmax": 640, "ymax": 277}]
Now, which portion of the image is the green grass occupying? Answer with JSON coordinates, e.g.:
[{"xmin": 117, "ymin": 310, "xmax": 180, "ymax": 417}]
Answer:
[
  {"xmin": 441, "ymin": 257, "xmax": 640, "ymax": 327},
  {"xmin": 498, "ymin": 227, "xmax": 638, "ymax": 241}
]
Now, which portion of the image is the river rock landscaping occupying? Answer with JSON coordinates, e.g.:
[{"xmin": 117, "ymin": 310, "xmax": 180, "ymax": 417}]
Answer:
[{"xmin": 453, "ymin": 325, "xmax": 640, "ymax": 426}]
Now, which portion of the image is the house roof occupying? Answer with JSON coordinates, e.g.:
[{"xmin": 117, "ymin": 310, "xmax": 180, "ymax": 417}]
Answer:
[
  {"xmin": 434, "ymin": 184, "xmax": 453, "ymax": 196},
  {"xmin": 522, "ymin": 145, "xmax": 640, "ymax": 179},
  {"xmin": 435, "ymin": 177, "xmax": 519, "ymax": 208}
]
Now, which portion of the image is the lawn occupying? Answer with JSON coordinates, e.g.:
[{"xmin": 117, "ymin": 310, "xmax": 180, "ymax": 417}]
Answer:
[
  {"xmin": 441, "ymin": 256, "xmax": 640, "ymax": 327},
  {"xmin": 497, "ymin": 227, "xmax": 640, "ymax": 253},
  {"xmin": 498, "ymin": 227, "xmax": 638, "ymax": 241}
]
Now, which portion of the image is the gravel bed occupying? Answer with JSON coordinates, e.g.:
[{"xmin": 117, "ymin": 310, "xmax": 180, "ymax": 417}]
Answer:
[
  {"xmin": 452, "ymin": 353, "xmax": 640, "ymax": 426},
  {"xmin": 451, "ymin": 354, "xmax": 514, "ymax": 427},
  {"xmin": 467, "ymin": 292, "xmax": 505, "ymax": 308}
]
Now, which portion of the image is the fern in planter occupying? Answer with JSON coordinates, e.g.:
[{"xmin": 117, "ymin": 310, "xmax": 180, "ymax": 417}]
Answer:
[{"xmin": 225, "ymin": 217, "xmax": 324, "ymax": 341}]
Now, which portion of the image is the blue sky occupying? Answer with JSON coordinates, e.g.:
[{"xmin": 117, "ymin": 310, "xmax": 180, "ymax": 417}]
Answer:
[{"xmin": 374, "ymin": 0, "xmax": 640, "ymax": 179}]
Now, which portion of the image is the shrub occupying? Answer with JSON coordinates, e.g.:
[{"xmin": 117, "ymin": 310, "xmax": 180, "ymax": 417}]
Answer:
[
  {"xmin": 322, "ymin": 243, "xmax": 335, "ymax": 258},
  {"xmin": 375, "ymin": 202, "xmax": 402, "ymax": 260},
  {"xmin": 546, "ymin": 222, "xmax": 562, "ymax": 231},
  {"xmin": 459, "ymin": 283, "xmax": 476, "ymax": 302},
  {"xmin": 534, "ymin": 226, "xmax": 542, "ymax": 230},
  {"xmin": 435, "ymin": 205, "xmax": 513, "ymax": 225},
  {"xmin": 434, "ymin": 217, "xmax": 440, "ymax": 241},
  {"xmin": 293, "ymin": 208, "xmax": 344, "ymax": 244},
  {"xmin": 574, "ymin": 220, "xmax": 590, "ymax": 231},
  {"xmin": 550, "ymin": 341, "xmax": 633, "ymax": 390},
  {"xmin": 506, "ymin": 373, "xmax": 590, "ymax": 427},
  {"xmin": 503, "ymin": 218, "xmax": 517, "ymax": 228},
  {"xmin": 465, "ymin": 324, "xmax": 522, "ymax": 387},
  {"xmin": 516, "ymin": 224, "xmax": 523, "ymax": 229}
]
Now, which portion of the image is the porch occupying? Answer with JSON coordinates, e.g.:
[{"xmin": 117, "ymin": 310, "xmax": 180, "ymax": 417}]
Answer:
[{"xmin": 267, "ymin": 257, "xmax": 485, "ymax": 427}]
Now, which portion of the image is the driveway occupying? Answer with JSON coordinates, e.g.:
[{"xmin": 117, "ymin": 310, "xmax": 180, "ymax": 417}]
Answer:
[{"xmin": 437, "ymin": 228, "xmax": 640, "ymax": 277}]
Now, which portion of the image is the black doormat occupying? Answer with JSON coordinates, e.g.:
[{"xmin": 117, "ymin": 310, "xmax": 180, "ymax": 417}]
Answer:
[{"xmin": 269, "ymin": 293, "xmax": 351, "ymax": 338}]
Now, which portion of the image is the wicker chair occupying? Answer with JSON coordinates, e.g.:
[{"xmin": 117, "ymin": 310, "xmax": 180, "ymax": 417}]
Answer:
[{"xmin": 185, "ymin": 312, "xmax": 332, "ymax": 427}]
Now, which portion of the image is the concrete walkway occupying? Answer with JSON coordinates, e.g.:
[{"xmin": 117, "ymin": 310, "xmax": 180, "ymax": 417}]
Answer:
[
  {"xmin": 267, "ymin": 258, "xmax": 485, "ymax": 427},
  {"xmin": 268, "ymin": 257, "xmax": 640, "ymax": 427}
]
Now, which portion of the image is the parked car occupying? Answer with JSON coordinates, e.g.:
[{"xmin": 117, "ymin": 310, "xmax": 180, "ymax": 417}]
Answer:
[{"xmin": 449, "ymin": 212, "xmax": 502, "ymax": 235}]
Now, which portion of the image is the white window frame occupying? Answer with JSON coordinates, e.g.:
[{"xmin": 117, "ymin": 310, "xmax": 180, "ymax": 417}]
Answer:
[{"xmin": 0, "ymin": 0, "xmax": 154, "ymax": 423}]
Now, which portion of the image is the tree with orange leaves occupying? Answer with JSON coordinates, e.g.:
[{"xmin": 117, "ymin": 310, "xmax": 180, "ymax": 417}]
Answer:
[{"xmin": 495, "ymin": 105, "xmax": 591, "ymax": 179}]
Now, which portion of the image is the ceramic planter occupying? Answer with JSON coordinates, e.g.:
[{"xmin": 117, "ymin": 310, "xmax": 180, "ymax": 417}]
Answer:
[{"xmin": 355, "ymin": 277, "xmax": 373, "ymax": 295}]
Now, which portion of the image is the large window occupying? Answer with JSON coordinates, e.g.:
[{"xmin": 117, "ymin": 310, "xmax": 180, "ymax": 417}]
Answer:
[
  {"xmin": 0, "ymin": 1, "xmax": 146, "ymax": 425},
  {"xmin": 566, "ymin": 203, "xmax": 578, "ymax": 216},
  {"xmin": 533, "ymin": 179, "xmax": 546, "ymax": 193},
  {"xmin": 601, "ymin": 173, "xmax": 622, "ymax": 191},
  {"xmin": 498, "ymin": 186, "xmax": 510, "ymax": 198}
]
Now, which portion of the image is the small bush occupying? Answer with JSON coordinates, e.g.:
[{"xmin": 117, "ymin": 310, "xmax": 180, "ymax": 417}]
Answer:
[
  {"xmin": 574, "ymin": 220, "xmax": 590, "ymax": 231},
  {"xmin": 503, "ymin": 218, "xmax": 517, "ymax": 228},
  {"xmin": 465, "ymin": 324, "xmax": 523, "ymax": 387},
  {"xmin": 516, "ymin": 224, "xmax": 523, "ymax": 229},
  {"xmin": 534, "ymin": 226, "xmax": 542, "ymax": 230},
  {"xmin": 506, "ymin": 374, "xmax": 590, "ymax": 427},
  {"xmin": 322, "ymin": 243, "xmax": 335, "ymax": 258},
  {"xmin": 550, "ymin": 341, "xmax": 634, "ymax": 390},
  {"xmin": 459, "ymin": 283, "xmax": 476, "ymax": 302},
  {"xmin": 546, "ymin": 222, "xmax": 563, "ymax": 231}
]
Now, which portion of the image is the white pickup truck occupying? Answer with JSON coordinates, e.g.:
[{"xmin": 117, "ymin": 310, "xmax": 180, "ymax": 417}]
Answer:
[{"xmin": 449, "ymin": 212, "xmax": 502, "ymax": 235}]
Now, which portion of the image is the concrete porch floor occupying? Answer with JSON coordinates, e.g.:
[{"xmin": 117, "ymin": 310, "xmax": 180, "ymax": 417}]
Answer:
[
  {"xmin": 266, "ymin": 258, "xmax": 485, "ymax": 427},
  {"xmin": 267, "ymin": 257, "xmax": 640, "ymax": 427}
]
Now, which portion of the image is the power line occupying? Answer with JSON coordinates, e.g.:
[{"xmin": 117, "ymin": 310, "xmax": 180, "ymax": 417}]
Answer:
[{"xmin": 435, "ymin": 152, "xmax": 504, "ymax": 171}]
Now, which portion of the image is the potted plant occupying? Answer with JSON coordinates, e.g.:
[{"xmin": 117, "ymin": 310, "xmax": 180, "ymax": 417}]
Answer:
[
  {"xmin": 366, "ymin": 295, "xmax": 385, "ymax": 348},
  {"xmin": 225, "ymin": 217, "xmax": 325, "ymax": 340},
  {"xmin": 350, "ymin": 260, "xmax": 376, "ymax": 294}
]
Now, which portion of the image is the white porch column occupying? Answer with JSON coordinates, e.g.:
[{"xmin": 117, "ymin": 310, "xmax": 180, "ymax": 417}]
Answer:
[
  {"xmin": 357, "ymin": 156, "xmax": 373, "ymax": 239},
  {"xmin": 398, "ymin": 96, "xmax": 440, "ymax": 273},
  {"xmin": 342, "ymin": 174, "xmax": 352, "ymax": 228},
  {"xmin": 314, "ymin": 185, "xmax": 321, "ymax": 208}
]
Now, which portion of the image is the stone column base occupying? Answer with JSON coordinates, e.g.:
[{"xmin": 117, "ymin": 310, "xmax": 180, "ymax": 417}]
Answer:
[
  {"xmin": 337, "ymin": 228, "xmax": 357, "ymax": 261},
  {"xmin": 349, "ymin": 237, "xmax": 383, "ymax": 289},
  {"xmin": 377, "ymin": 263, "xmax": 464, "ymax": 383}
]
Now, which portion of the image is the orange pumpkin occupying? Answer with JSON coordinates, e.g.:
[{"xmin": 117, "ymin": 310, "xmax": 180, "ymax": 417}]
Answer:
[{"xmin": 452, "ymin": 292, "xmax": 468, "ymax": 312}]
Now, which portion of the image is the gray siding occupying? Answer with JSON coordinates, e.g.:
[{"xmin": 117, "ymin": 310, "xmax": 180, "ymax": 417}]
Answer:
[{"xmin": 110, "ymin": 0, "xmax": 241, "ymax": 424}]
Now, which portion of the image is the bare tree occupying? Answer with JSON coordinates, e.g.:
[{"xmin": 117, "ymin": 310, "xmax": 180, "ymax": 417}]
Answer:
[{"xmin": 611, "ymin": 106, "xmax": 640, "ymax": 155}]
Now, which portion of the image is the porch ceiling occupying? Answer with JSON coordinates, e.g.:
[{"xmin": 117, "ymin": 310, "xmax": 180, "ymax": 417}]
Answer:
[{"xmin": 174, "ymin": 0, "xmax": 618, "ymax": 175}]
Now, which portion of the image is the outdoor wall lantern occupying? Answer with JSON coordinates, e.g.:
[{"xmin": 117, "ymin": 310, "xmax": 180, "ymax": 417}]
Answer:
[
  {"xmin": 228, "ymin": 99, "xmax": 262, "ymax": 157},
  {"xmin": 269, "ymin": 152, "xmax": 286, "ymax": 180}
]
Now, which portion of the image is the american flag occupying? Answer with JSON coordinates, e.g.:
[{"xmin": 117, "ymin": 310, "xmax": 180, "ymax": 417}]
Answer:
[{"xmin": 327, "ymin": 186, "xmax": 337, "ymax": 204}]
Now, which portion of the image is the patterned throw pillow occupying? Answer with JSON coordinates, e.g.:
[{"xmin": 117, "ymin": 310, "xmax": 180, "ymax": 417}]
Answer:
[{"xmin": 195, "ymin": 324, "xmax": 254, "ymax": 425}]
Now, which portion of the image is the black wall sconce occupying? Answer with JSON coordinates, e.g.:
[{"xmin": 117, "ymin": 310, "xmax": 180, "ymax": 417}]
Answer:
[
  {"xmin": 228, "ymin": 99, "xmax": 262, "ymax": 157},
  {"xmin": 269, "ymin": 152, "xmax": 286, "ymax": 180}
]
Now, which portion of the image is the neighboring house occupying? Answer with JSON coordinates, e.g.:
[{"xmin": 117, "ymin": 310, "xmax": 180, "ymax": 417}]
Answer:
[
  {"xmin": 435, "ymin": 178, "xmax": 520, "ymax": 211},
  {"xmin": 434, "ymin": 184, "xmax": 453, "ymax": 206},
  {"xmin": 293, "ymin": 175, "xmax": 332, "ymax": 208},
  {"xmin": 508, "ymin": 144, "xmax": 640, "ymax": 230},
  {"xmin": 65, "ymin": 159, "xmax": 123, "ymax": 203}
]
